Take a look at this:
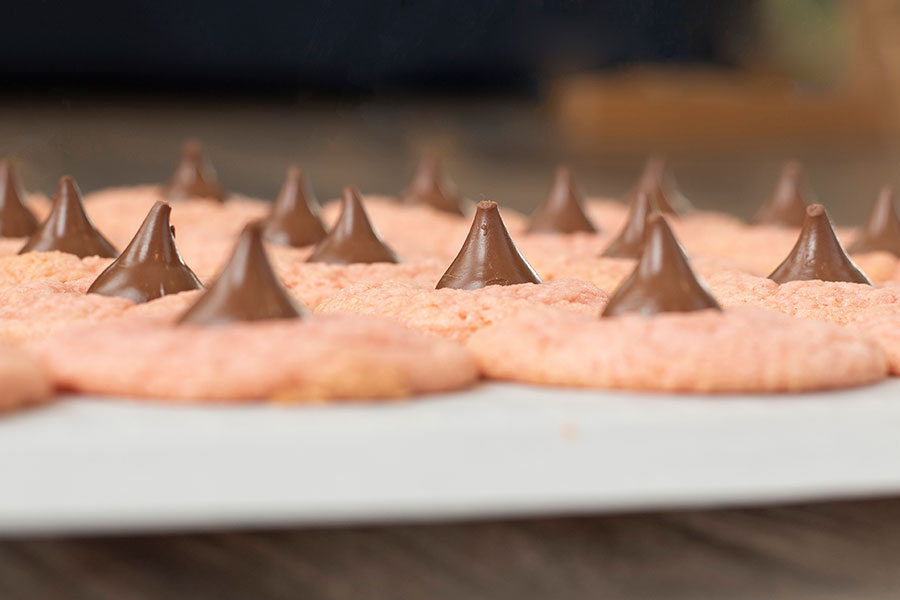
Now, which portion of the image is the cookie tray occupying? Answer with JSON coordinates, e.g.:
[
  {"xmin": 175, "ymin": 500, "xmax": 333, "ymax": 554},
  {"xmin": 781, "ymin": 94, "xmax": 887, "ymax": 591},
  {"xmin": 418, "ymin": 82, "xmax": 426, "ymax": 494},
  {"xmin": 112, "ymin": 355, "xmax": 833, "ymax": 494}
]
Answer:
[{"xmin": 2, "ymin": 380, "xmax": 900, "ymax": 536}]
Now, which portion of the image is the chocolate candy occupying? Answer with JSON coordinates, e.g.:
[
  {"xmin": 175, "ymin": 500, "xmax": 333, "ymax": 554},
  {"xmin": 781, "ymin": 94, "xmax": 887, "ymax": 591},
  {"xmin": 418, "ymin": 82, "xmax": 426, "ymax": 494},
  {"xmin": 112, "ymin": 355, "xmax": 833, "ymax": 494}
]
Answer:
[
  {"xmin": 161, "ymin": 140, "xmax": 226, "ymax": 202},
  {"xmin": 623, "ymin": 156, "xmax": 689, "ymax": 216},
  {"xmin": 18, "ymin": 176, "xmax": 118, "ymax": 258},
  {"xmin": 0, "ymin": 160, "xmax": 39, "ymax": 238},
  {"xmin": 180, "ymin": 221, "xmax": 305, "ymax": 325},
  {"xmin": 769, "ymin": 204, "xmax": 870, "ymax": 285},
  {"xmin": 848, "ymin": 185, "xmax": 900, "ymax": 257},
  {"xmin": 601, "ymin": 189, "xmax": 660, "ymax": 258},
  {"xmin": 436, "ymin": 200, "xmax": 541, "ymax": 290},
  {"xmin": 527, "ymin": 166, "xmax": 597, "ymax": 234},
  {"xmin": 87, "ymin": 201, "xmax": 203, "ymax": 303},
  {"xmin": 603, "ymin": 214, "xmax": 721, "ymax": 317},
  {"xmin": 753, "ymin": 161, "xmax": 809, "ymax": 227},
  {"xmin": 306, "ymin": 186, "xmax": 399, "ymax": 264},
  {"xmin": 263, "ymin": 167, "xmax": 327, "ymax": 247},
  {"xmin": 400, "ymin": 155, "xmax": 465, "ymax": 216}
]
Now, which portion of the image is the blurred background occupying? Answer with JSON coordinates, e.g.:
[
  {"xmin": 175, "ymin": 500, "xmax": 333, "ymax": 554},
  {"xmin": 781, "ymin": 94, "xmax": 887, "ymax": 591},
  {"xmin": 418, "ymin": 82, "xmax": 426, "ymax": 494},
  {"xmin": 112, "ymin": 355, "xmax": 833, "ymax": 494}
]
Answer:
[{"xmin": 0, "ymin": 0, "xmax": 897, "ymax": 223}]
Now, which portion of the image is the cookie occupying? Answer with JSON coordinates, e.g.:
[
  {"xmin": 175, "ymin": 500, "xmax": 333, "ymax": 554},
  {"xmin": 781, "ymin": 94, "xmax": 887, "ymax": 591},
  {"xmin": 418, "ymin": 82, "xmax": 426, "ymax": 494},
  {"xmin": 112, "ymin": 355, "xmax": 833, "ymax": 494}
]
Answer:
[
  {"xmin": 707, "ymin": 270, "xmax": 900, "ymax": 325},
  {"xmin": 320, "ymin": 195, "xmax": 469, "ymax": 262},
  {"xmin": 277, "ymin": 259, "xmax": 445, "ymax": 310},
  {"xmin": 0, "ymin": 279, "xmax": 199, "ymax": 345},
  {"xmin": 0, "ymin": 251, "xmax": 111, "ymax": 288},
  {"xmin": 467, "ymin": 306, "xmax": 887, "ymax": 392},
  {"xmin": 33, "ymin": 315, "xmax": 478, "ymax": 402},
  {"xmin": 0, "ymin": 345, "xmax": 52, "ymax": 412},
  {"xmin": 316, "ymin": 279, "xmax": 607, "ymax": 342}
]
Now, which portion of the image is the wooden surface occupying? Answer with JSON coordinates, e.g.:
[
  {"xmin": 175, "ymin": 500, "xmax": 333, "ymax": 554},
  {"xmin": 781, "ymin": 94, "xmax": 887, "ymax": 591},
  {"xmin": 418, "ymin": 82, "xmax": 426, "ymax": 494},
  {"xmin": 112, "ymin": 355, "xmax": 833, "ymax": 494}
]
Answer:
[{"xmin": 0, "ymin": 498, "xmax": 899, "ymax": 599}]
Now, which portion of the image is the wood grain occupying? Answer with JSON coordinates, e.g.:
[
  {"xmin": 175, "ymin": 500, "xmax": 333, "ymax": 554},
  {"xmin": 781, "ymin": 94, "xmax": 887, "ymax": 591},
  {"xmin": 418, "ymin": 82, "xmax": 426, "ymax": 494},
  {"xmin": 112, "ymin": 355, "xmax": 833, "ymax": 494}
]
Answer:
[{"xmin": 1, "ymin": 498, "xmax": 899, "ymax": 600}]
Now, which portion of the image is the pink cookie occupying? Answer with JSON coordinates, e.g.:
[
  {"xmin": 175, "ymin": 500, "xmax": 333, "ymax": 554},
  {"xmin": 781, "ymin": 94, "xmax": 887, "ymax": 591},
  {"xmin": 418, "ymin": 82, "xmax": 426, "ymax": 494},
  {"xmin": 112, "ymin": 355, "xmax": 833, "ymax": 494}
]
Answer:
[
  {"xmin": 0, "ymin": 344, "xmax": 52, "ymax": 412},
  {"xmin": 467, "ymin": 307, "xmax": 887, "ymax": 393},
  {"xmin": 675, "ymin": 220, "xmax": 857, "ymax": 277},
  {"xmin": 585, "ymin": 198, "xmax": 629, "ymax": 233},
  {"xmin": 706, "ymin": 271, "xmax": 900, "ymax": 325},
  {"xmin": 316, "ymin": 279, "xmax": 608, "ymax": 342},
  {"xmin": 33, "ymin": 315, "xmax": 479, "ymax": 402},
  {"xmin": 0, "ymin": 281, "xmax": 200, "ymax": 344},
  {"xmin": 85, "ymin": 187, "xmax": 269, "ymax": 270},
  {"xmin": 850, "ymin": 251, "xmax": 900, "ymax": 283},
  {"xmin": 854, "ymin": 314, "xmax": 900, "ymax": 375},
  {"xmin": 514, "ymin": 231, "xmax": 615, "ymax": 272},
  {"xmin": 539, "ymin": 255, "xmax": 749, "ymax": 295},
  {"xmin": 276, "ymin": 259, "xmax": 446, "ymax": 310},
  {"xmin": 0, "ymin": 252, "xmax": 112, "ymax": 288},
  {"xmin": 321, "ymin": 196, "xmax": 476, "ymax": 261},
  {"xmin": 0, "ymin": 238, "xmax": 26, "ymax": 257}
]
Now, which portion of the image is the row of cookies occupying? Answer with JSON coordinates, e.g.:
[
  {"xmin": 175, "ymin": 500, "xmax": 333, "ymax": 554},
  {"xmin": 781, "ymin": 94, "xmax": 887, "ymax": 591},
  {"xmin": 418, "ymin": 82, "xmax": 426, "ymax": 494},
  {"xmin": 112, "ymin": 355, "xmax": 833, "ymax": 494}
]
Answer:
[{"xmin": 1, "ymin": 141, "xmax": 899, "ymax": 410}]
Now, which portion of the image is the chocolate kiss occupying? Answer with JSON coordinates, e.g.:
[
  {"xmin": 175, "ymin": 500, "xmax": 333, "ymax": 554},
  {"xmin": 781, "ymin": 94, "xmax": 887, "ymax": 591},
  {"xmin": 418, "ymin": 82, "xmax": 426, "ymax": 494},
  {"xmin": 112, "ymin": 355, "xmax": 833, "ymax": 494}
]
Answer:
[
  {"xmin": 848, "ymin": 185, "xmax": 900, "ymax": 257},
  {"xmin": 769, "ymin": 204, "xmax": 870, "ymax": 285},
  {"xmin": 601, "ymin": 189, "xmax": 660, "ymax": 258},
  {"xmin": 401, "ymin": 155, "xmax": 464, "ymax": 216},
  {"xmin": 0, "ymin": 159, "xmax": 39, "ymax": 237},
  {"xmin": 18, "ymin": 176, "xmax": 118, "ymax": 258},
  {"xmin": 180, "ymin": 221, "xmax": 305, "ymax": 326},
  {"xmin": 603, "ymin": 214, "xmax": 721, "ymax": 317},
  {"xmin": 263, "ymin": 167, "xmax": 327, "ymax": 247},
  {"xmin": 436, "ymin": 200, "xmax": 541, "ymax": 290},
  {"xmin": 624, "ymin": 156, "xmax": 688, "ymax": 216},
  {"xmin": 162, "ymin": 140, "xmax": 226, "ymax": 202},
  {"xmin": 527, "ymin": 166, "xmax": 597, "ymax": 234},
  {"xmin": 306, "ymin": 186, "xmax": 399, "ymax": 264},
  {"xmin": 753, "ymin": 161, "xmax": 809, "ymax": 227},
  {"xmin": 88, "ymin": 202, "xmax": 203, "ymax": 303}
]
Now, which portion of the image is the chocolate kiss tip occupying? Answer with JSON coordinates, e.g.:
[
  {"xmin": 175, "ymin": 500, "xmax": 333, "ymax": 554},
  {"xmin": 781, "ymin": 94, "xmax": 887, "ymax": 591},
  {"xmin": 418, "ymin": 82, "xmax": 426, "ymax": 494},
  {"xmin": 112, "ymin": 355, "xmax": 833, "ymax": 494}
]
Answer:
[
  {"xmin": 179, "ymin": 221, "xmax": 305, "ymax": 326},
  {"xmin": 18, "ymin": 176, "xmax": 118, "ymax": 258},
  {"xmin": 848, "ymin": 185, "xmax": 900, "ymax": 257},
  {"xmin": 163, "ymin": 140, "xmax": 226, "ymax": 202},
  {"xmin": 263, "ymin": 166, "xmax": 327, "ymax": 247},
  {"xmin": 0, "ymin": 159, "xmax": 39, "ymax": 238},
  {"xmin": 87, "ymin": 201, "xmax": 203, "ymax": 303},
  {"xmin": 602, "ymin": 214, "xmax": 721, "ymax": 317},
  {"xmin": 601, "ymin": 189, "xmax": 657, "ymax": 258},
  {"xmin": 306, "ymin": 186, "xmax": 398, "ymax": 264},
  {"xmin": 768, "ymin": 203, "xmax": 871, "ymax": 285},
  {"xmin": 526, "ymin": 165, "xmax": 597, "ymax": 234},
  {"xmin": 628, "ymin": 155, "xmax": 683, "ymax": 216},
  {"xmin": 401, "ymin": 155, "xmax": 464, "ymax": 216},
  {"xmin": 436, "ymin": 200, "xmax": 541, "ymax": 290},
  {"xmin": 753, "ymin": 161, "xmax": 809, "ymax": 227}
]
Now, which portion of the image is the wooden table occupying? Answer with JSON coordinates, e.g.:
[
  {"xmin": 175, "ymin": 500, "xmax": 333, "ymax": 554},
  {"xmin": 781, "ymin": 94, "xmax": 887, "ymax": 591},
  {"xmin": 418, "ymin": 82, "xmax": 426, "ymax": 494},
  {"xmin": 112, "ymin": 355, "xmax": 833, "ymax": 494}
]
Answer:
[{"xmin": 1, "ymin": 497, "xmax": 898, "ymax": 599}]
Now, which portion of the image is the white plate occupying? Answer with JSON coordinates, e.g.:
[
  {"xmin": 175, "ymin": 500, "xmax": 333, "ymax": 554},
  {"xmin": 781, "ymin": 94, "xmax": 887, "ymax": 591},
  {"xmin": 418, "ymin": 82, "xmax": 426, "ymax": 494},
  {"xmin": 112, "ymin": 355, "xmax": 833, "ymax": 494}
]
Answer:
[{"xmin": 2, "ymin": 380, "xmax": 900, "ymax": 536}]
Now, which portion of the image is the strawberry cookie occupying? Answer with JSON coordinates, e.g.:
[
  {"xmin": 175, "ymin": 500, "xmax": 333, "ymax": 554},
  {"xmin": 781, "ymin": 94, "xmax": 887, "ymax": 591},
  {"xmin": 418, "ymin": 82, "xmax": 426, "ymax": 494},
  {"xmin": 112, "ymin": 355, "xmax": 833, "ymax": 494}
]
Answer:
[
  {"xmin": 467, "ymin": 215, "xmax": 887, "ymax": 392},
  {"xmin": 34, "ymin": 221, "xmax": 478, "ymax": 402},
  {"xmin": 273, "ymin": 186, "xmax": 448, "ymax": 309},
  {"xmin": 703, "ymin": 204, "xmax": 900, "ymax": 325},
  {"xmin": 0, "ymin": 345, "xmax": 52, "ymax": 412},
  {"xmin": 84, "ymin": 141, "xmax": 268, "ymax": 262},
  {"xmin": 317, "ymin": 200, "xmax": 608, "ymax": 341},
  {"xmin": 0, "ymin": 201, "xmax": 206, "ymax": 344},
  {"xmin": 318, "ymin": 156, "xmax": 477, "ymax": 261}
]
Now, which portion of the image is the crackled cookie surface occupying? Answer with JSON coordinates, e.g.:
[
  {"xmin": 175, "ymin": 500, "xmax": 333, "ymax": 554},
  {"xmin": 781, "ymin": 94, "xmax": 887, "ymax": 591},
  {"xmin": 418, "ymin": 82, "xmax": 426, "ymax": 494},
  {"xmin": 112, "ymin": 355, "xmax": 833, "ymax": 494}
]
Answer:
[
  {"xmin": 278, "ymin": 260, "xmax": 445, "ymax": 310},
  {"xmin": 317, "ymin": 279, "xmax": 607, "ymax": 341},
  {"xmin": 0, "ymin": 279, "xmax": 199, "ymax": 345},
  {"xmin": 34, "ymin": 315, "xmax": 479, "ymax": 402},
  {"xmin": 0, "ymin": 252, "xmax": 111, "ymax": 288},
  {"xmin": 467, "ymin": 307, "xmax": 887, "ymax": 393},
  {"xmin": 706, "ymin": 271, "xmax": 900, "ymax": 324}
]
